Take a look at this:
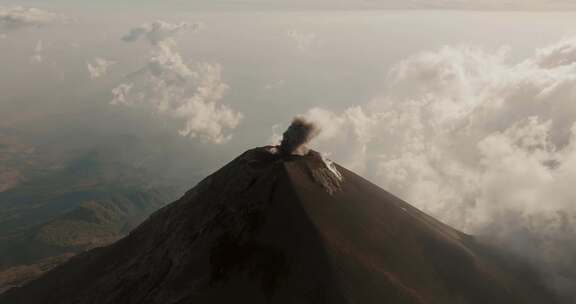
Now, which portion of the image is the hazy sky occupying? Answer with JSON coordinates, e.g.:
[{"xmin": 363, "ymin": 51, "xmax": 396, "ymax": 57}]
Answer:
[{"xmin": 3, "ymin": 0, "xmax": 576, "ymax": 10}]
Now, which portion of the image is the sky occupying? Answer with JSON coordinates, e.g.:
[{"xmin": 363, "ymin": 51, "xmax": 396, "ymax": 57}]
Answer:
[
  {"xmin": 4, "ymin": 0, "xmax": 576, "ymax": 10},
  {"xmin": 1, "ymin": 1, "xmax": 576, "ymax": 300}
]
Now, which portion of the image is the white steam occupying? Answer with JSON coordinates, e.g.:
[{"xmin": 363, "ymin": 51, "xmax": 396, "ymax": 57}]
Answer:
[{"xmin": 288, "ymin": 37, "xmax": 576, "ymax": 295}]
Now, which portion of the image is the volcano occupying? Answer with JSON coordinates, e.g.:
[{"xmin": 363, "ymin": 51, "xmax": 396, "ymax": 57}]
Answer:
[{"xmin": 0, "ymin": 147, "xmax": 556, "ymax": 304}]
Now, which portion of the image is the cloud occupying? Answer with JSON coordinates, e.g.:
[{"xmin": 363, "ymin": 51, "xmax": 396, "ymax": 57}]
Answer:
[
  {"xmin": 29, "ymin": 39, "xmax": 43, "ymax": 64},
  {"xmin": 112, "ymin": 21, "xmax": 242, "ymax": 144},
  {"xmin": 531, "ymin": 37, "xmax": 576, "ymax": 69},
  {"xmin": 174, "ymin": 63, "xmax": 242, "ymax": 143},
  {"xmin": 288, "ymin": 37, "xmax": 576, "ymax": 296},
  {"xmin": 275, "ymin": 106, "xmax": 385, "ymax": 172},
  {"xmin": 286, "ymin": 29, "xmax": 319, "ymax": 52},
  {"xmin": 110, "ymin": 83, "xmax": 133, "ymax": 106},
  {"xmin": 150, "ymin": 0, "xmax": 576, "ymax": 11},
  {"xmin": 122, "ymin": 20, "xmax": 203, "ymax": 45},
  {"xmin": 0, "ymin": 6, "xmax": 67, "ymax": 32},
  {"xmin": 264, "ymin": 79, "xmax": 286, "ymax": 90},
  {"xmin": 87, "ymin": 58, "xmax": 116, "ymax": 79},
  {"xmin": 418, "ymin": 0, "xmax": 576, "ymax": 10}
]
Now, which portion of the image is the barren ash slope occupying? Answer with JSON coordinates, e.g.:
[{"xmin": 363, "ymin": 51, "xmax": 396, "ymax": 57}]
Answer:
[{"xmin": 0, "ymin": 119, "xmax": 558, "ymax": 304}]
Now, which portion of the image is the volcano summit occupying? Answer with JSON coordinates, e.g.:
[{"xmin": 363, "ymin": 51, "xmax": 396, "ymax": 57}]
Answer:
[{"xmin": 0, "ymin": 120, "xmax": 557, "ymax": 304}]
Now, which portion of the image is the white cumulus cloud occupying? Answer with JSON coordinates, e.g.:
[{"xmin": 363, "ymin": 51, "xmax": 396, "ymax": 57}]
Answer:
[
  {"xmin": 0, "ymin": 6, "xmax": 67, "ymax": 32},
  {"xmin": 112, "ymin": 20, "xmax": 242, "ymax": 144},
  {"xmin": 287, "ymin": 37, "xmax": 576, "ymax": 296},
  {"xmin": 110, "ymin": 83, "xmax": 133, "ymax": 106},
  {"xmin": 286, "ymin": 29, "xmax": 319, "ymax": 52},
  {"xmin": 87, "ymin": 58, "xmax": 116, "ymax": 79},
  {"xmin": 122, "ymin": 20, "xmax": 203, "ymax": 46},
  {"xmin": 29, "ymin": 39, "xmax": 44, "ymax": 64}
]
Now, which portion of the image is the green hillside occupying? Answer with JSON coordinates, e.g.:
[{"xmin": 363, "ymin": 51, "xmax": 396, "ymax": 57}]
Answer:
[{"xmin": 0, "ymin": 150, "xmax": 182, "ymax": 292}]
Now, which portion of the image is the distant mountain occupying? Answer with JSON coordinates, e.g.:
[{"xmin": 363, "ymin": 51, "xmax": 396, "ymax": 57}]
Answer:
[
  {"xmin": 0, "ymin": 147, "xmax": 558, "ymax": 303},
  {"xmin": 0, "ymin": 145, "xmax": 181, "ymax": 293}
]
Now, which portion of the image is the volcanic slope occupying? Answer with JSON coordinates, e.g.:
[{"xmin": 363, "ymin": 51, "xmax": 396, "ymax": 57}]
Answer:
[{"xmin": 0, "ymin": 147, "xmax": 557, "ymax": 304}]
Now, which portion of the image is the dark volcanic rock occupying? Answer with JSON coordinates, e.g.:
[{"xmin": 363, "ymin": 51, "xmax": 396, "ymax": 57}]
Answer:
[{"xmin": 0, "ymin": 147, "xmax": 558, "ymax": 304}]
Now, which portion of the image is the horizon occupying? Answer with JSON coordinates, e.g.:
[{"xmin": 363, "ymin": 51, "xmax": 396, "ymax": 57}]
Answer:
[{"xmin": 4, "ymin": 0, "xmax": 576, "ymax": 11}]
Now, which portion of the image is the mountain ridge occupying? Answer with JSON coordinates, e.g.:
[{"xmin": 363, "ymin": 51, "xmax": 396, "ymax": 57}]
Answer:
[{"xmin": 0, "ymin": 147, "xmax": 558, "ymax": 303}]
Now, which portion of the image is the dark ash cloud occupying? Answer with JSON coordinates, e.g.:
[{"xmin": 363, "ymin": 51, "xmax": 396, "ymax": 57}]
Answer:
[{"xmin": 279, "ymin": 117, "xmax": 320, "ymax": 156}]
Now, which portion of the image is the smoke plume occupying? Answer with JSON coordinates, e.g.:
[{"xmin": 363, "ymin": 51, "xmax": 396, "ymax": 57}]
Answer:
[{"xmin": 279, "ymin": 117, "xmax": 320, "ymax": 156}]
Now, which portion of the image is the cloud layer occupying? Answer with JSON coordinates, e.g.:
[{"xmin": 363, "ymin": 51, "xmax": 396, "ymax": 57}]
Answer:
[
  {"xmin": 87, "ymin": 58, "xmax": 116, "ymax": 79},
  {"xmin": 147, "ymin": 0, "xmax": 576, "ymax": 10},
  {"xmin": 122, "ymin": 20, "xmax": 202, "ymax": 46},
  {"xmin": 290, "ymin": 37, "xmax": 576, "ymax": 296},
  {"xmin": 0, "ymin": 6, "xmax": 66, "ymax": 31},
  {"xmin": 112, "ymin": 21, "xmax": 242, "ymax": 144},
  {"xmin": 286, "ymin": 29, "xmax": 318, "ymax": 52},
  {"xmin": 29, "ymin": 39, "xmax": 43, "ymax": 64}
]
